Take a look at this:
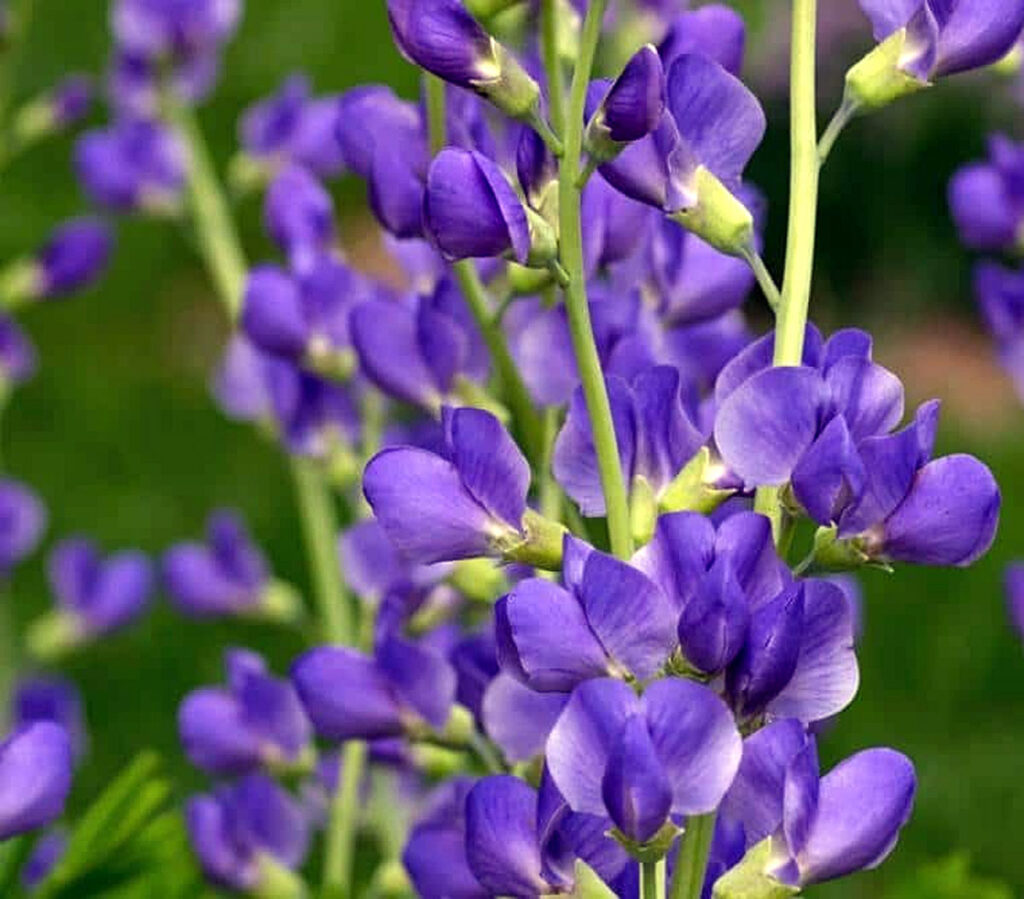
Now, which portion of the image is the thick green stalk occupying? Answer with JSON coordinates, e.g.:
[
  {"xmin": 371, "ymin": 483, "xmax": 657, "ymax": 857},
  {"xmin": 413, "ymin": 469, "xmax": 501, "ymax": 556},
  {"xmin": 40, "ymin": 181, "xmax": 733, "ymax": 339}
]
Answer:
[
  {"xmin": 754, "ymin": 0, "xmax": 820, "ymax": 540},
  {"xmin": 557, "ymin": 0, "xmax": 632, "ymax": 559},
  {"xmin": 166, "ymin": 102, "xmax": 248, "ymax": 319},
  {"xmin": 642, "ymin": 859, "xmax": 666, "ymax": 899},
  {"xmin": 540, "ymin": 0, "xmax": 566, "ymax": 134},
  {"xmin": 669, "ymin": 812, "xmax": 717, "ymax": 899}
]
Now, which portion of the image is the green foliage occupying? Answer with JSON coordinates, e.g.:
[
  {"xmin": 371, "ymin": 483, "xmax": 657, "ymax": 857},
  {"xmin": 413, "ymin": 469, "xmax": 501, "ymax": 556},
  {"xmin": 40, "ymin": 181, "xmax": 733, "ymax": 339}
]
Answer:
[{"xmin": 885, "ymin": 855, "xmax": 1013, "ymax": 899}]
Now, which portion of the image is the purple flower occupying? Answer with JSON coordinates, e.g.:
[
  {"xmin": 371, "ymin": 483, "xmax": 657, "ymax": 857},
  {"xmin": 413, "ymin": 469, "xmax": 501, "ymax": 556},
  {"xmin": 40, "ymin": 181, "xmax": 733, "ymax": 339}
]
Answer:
[
  {"xmin": 1007, "ymin": 563, "xmax": 1024, "ymax": 643},
  {"xmin": 496, "ymin": 535, "xmax": 677, "ymax": 692},
  {"xmin": 480, "ymin": 673, "xmax": 567, "ymax": 763},
  {"xmin": 554, "ymin": 365, "xmax": 705, "ymax": 518},
  {"xmin": 949, "ymin": 136, "xmax": 1024, "ymax": 252},
  {"xmin": 584, "ymin": 46, "xmax": 665, "ymax": 161},
  {"xmin": 21, "ymin": 829, "xmax": 67, "ymax": 890},
  {"xmin": 74, "ymin": 119, "xmax": 186, "ymax": 214},
  {"xmin": 47, "ymin": 74, "xmax": 93, "ymax": 129},
  {"xmin": 856, "ymin": 0, "xmax": 1024, "ymax": 83},
  {"xmin": 179, "ymin": 648, "xmax": 313, "ymax": 776},
  {"xmin": 974, "ymin": 260, "xmax": 1024, "ymax": 402},
  {"xmin": 186, "ymin": 774, "xmax": 309, "ymax": 893},
  {"xmin": 339, "ymin": 519, "xmax": 450, "ymax": 605},
  {"xmin": 263, "ymin": 165, "xmax": 336, "ymax": 274},
  {"xmin": 721, "ymin": 719, "xmax": 916, "ymax": 887},
  {"xmin": 33, "ymin": 217, "xmax": 113, "ymax": 299},
  {"xmin": 658, "ymin": 6, "xmax": 747, "ymax": 75},
  {"xmin": 581, "ymin": 176, "xmax": 655, "ymax": 277},
  {"xmin": 112, "ymin": 0, "xmax": 241, "ymax": 58},
  {"xmin": 546, "ymin": 677, "xmax": 741, "ymax": 843},
  {"xmin": 291, "ymin": 635, "xmax": 456, "ymax": 741},
  {"xmin": 0, "ymin": 317, "xmax": 38, "ymax": 388},
  {"xmin": 108, "ymin": 50, "xmax": 219, "ymax": 116},
  {"xmin": 0, "ymin": 478, "xmax": 46, "ymax": 576},
  {"xmin": 12, "ymin": 677, "xmax": 87, "ymax": 760},
  {"xmin": 0, "ymin": 723, "xmax": 73, "ymax": 840},
  {"xmin": 599, "ymin": 53, "xmax": 765, "ymax": 253},
  {"xmin": 403, "ymin": 778, "xmax": 487, "ymax": 899},
  {"xmin": 425, "ymin": 148, "xmax": 553, "ymax": 264},
  {"xmin": 351, "ymin": 287, "xmax": 488, "ymax": 412},
  {"xmin": 240, "ymin": 74, "xmax": 310, "ymax": 161},
  {"xmin": 162, "ymin": 509, "xmax": 290, "ymax": 619},
  {"xmin": 31, "ymin": 537, "xmax": 153, "ymax": 653},
  {"xmin": 364, "ymin": 406, "xmax": 561, "ymax": 566},
  {"xmin": 211, "ymin": 335, "xmax": 298, "ymax": 426}
]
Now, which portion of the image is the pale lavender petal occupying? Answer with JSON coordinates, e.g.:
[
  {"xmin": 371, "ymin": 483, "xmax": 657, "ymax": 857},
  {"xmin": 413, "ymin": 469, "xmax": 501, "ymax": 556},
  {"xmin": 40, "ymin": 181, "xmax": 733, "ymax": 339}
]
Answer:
[{"xmin": 482, "ymin": 674, "xmax": 568, "ymax": 763}]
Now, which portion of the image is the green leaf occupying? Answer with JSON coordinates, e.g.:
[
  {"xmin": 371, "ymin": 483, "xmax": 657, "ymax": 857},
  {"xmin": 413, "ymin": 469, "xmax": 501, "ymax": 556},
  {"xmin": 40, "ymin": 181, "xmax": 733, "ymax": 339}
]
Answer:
[{"xmin": 885, "ymin": 854, "xmax": 1013, "ymax": 899}]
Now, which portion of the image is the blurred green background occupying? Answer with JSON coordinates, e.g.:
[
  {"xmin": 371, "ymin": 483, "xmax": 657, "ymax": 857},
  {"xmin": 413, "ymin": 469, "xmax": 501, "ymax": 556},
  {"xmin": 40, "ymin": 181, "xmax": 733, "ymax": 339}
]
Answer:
[{"xmin": 2, "ymin": 0, "xmax": 1023, "ymax": 896}]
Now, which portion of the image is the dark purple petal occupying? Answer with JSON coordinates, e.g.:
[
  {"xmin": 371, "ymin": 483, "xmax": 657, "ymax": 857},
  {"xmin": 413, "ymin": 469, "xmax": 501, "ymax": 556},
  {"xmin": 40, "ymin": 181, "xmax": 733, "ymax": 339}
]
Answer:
[
  {"xmin": 948, "ymin": 163, "xmax": 1019, "ymax": 251},
  {"xmin": 714, "ymin": 366, "xmax": 827, "ymax": 488},
  {"xmin": 665, "ymin": 53, "xmax": 765, "ymax": 186},
  {"xmin": 179, "ymin": 688, "xmax": 261, "ymax": 774},
  {"xmin": 240, "ymin": 74, "xmax": 309, "ymax": 158},
  {"xmin": 482, "ymin": 674, "xmax": 568, "ymax": 763},
  {"xmin": 791, "ymin": 416, "xmax": 867, "ymax": 527},
  {"xmin": 598, "ymin": 45, "xmax": 665, "ymax": 143},
  {"xmin": 631, "ymin": 366, "xmax": 705, "ymax": 496},
  {"xmin": 790, "ymin": 749, "xmax": 915, "ymax": 885},
  {"xmin": 230, "ymin": 773, "xmax": 310, "ymax": 869},
  {"xmin": 720, "ymin": 719, "xmax": 810, "ymax": 847},
  {"xmin": 0, "ymin": 479, "xmax": 46, "ymax": 574},
  {"xmin": 12, "ymin": 678, "xmax": 85, "ymax": 759},
  {"xmin": 263, "ymin": 165, "xmax": 335, "ymax": 273},
  {"xmin": 632, "ymin": 511, "xmax": 716, "ymax": 612},
  {"xmin": 425, "ymin": 149, "xmax": 530, "ymax": 263},
  {"xmin": 825, "ymin": 358, "xmax": 904, "ymax": 441},
  {"xmin": 235, "ymin": 663, "xmax": 311, "ymax": 758},
  {"xmin": 417, "ymin": 301, "xmax": 469, "ymax": 393},
  {"xmin": 932, "ymin": 0, "xmax": 1024, "ymax": 77},
  {"xmin": 465, "ymin": 776, "xmax": 547, "ymax": 897},
  {"xmin": 714, "ymin": 511, "xmax": 788, "ymax": 609},
  {"xmin": 768, "ymin": 580, "xmax": 859, "ymax": 724},
  {"xmin": 377, "ymin": 635, "xmax": 456, "ymax": 730},
  {"xmin": 363, "ymin": 447, "xmax": 499, "ymax": 564},
  {"xmin": 495, "ymin": 581, "xmax": 611, "ymax": 691},
  {"xmin": 446, "ymin": 406, "xmax": 530, "ymax": 529},
  {"xmin": 336, "ymin": 85, "xmax": 423, "ymax": 177},
  {"xmin": 368, "ymin": 142, "xmax": 428, "ymax": 239},
  {"xmin": 36, "ymin": 218, "xmax": 113, "ymax": 298},
  {"xmin": 79, "ymin": 551, "xmax": 154, "ymax": 635},
  {"xmin": 579, "ymin": 550, "xmax": 678, "ymax": 679},
  {"xmin": 388, "ymin": 0, "xmax": 497, "ymax": 88},
  {"xmin": 598, "ymin": 115, "xmax": 676, "ymax": 210},
  {"xmin": 677, "ymin": 557, "xmax": 750, "ymax": 673},
  {"xmin": 601, "ymin": 715, "xmax": 672, "ymax": 842},
  {"xmin": 241, "ymin": 265, "xmax": 309, "ymax": 359},
  {"xmin": 546, "ymin": 678, "xmax": 638, "ymax": 816},
  {"xmin": 186, "ymin": 794, "xmax": 254, "ymax": 891},
  {"xmin": 290, "ymin": 647, "xmax": 403, "ymax": 740},
  {"xmin": 879, "ymin": 454, "xmax": 1000, "ymax": 566},
  {"xmin": 0, "ymin": 723, "xmax": 73, "ymax": 840},
  {"xmin": 642, "ymin": 678, "xmax": 742, "ymax": 815},
  {"xmin": 659, "ymin": 6, "xmax": 747, "ymax": 75},
  {"xmin": 726, "ymin": 584, "xmax": 805, "ymax": 719},
  {"xmin": 21, "ymin": 829, "xmax": 67, "ymax": 890}
]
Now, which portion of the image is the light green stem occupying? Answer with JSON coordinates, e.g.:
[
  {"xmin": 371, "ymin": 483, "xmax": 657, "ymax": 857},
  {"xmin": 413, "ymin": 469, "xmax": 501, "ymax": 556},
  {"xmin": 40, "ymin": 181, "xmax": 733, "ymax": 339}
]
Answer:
[
  {"xmin": 557, "ymin": 0, "xmax": 632, "ymax": 560},
  {"xmin": 669, "ymin": 812, "xmax": 717, "ymax": 899},
  {"xmin": 753, "ymin": 0, "xmax": 819, "ymax": 542},
  {"xmin": 540, "ymin": 0, "xmax": 566, "ymax": 135},
  {"xmin": 642, "ymin": 859, "xmax": 667, "ymax": 899},
  {"xmin": 740, "ymin": 245, "xmax": 781, "ymax": 313},
  {"xmin": 817, "ymin": 95, "xmax": 858, "ymax": 167},
  {"xmin": 166, "ymin": 101, "xmax": 248, "ymax": 319},
  {"xmin": 425, "ymin": 74, "xmax": 447, "ymax": 156}
]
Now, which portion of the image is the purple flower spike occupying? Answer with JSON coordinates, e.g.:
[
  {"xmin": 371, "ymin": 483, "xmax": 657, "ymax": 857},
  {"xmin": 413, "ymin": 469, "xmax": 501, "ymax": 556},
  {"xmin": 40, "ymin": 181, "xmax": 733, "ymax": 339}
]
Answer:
[
  {"xmin": 0, "ymin": 478, "xmax": 46, "ymax": 576},
  {"xmin": 0, "ymin": 723, "xmax": 73, "ymax": 840},
  {"xmin": 43, "ymin": 537, "xmax": 154, "ymax": 642},
  {"xmin": 949, "ymin": 136, "xmax": 1024, "ymax": 252},
  {"xmin": 585, "ymin": 46, "xmax": 665, "ymax": 160},
  {"xmin": 186, "ymin": 774, "xmax": 309, "ymax": 893},
  {"xmin": 425, "ymin": 149, "xmax": 533, "ymax": 263},
  {"xmin": 74, "ymin": 119, "xmax": 185, "ymax": 214},
  {"xmin": 546, "ymin": 678, "xmax": 742, "ymax": 842},
  {"xmin": 34, "ymin": 217, "xmax": 113, "ymax": 299},
  {"xmin": 658, "ymin": 6, "xmax": 747, "ymax": 75},
  {"xmin": 263, "ymin": 165, "xmax": 336, "ymax": 273},
  {"xmin": 364, "ymin": 406, "xmax": 544, "ymax": 566},
  {"xmin": 112, "ymin": 0, "xmax": 241, "ymax": 58},
  {"xmin": 857, "ymin": 0, "xmax": 1024, "ymax": 82},
  {"xmin": 291, "ymin": 636, "xmax": 456, "ymax": 741},
  {"xmin": 13, "ymin": 677, "xmax": 87, "ymax": 760},
  {"xmin": 179, "ymin": 648, "xmax": 312, "ymax": 776},
  {"xmin": 496, "ymin": 536, "xmax": 677, "ymax": 691}
]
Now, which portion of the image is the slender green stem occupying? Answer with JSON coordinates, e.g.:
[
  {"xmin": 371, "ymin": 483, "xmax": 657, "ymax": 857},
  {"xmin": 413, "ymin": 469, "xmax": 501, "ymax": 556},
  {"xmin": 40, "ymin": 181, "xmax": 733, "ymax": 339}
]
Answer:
[
  {"xmin": 0, "ymin": 0, "xmax": 35, "ymax": 143},
  {"xmin": 642, "ymin": 859, "xmax": 667, "ymax": 899},
  {"xmin": 740, "ymin": 245, "xmax": 781, "ymax": 313},
  {"xmin": 424, "ymin": 74, "xmax": 447, "ymax": 156},
  {"xmin": 291, "ymin": 457, "xmax": 353, "ymax": 645},
  {"xmin": 669, "ymin": 812, "xmax": 717, "ymax": 899},
  {"xmin": 817, "ymin": 95, "xmax": 858, "ymax": 168},
  {"xmin": 557, "ymin": 0, "xmax": 632, "ymax": 560},
  {"xmin": 540, "ymin": 0, "xmax": 566, "ymax": 135},
  {"xmin": 323, "ymin": 739, "xmax": 368, "ymax": 899},
  {"xmin": 754, "ymin": 0, "xmax": 819, "ymax": 542},
  {"xmin": 165, "ymin": 101, "xmax": 247, "ymax": 320}
]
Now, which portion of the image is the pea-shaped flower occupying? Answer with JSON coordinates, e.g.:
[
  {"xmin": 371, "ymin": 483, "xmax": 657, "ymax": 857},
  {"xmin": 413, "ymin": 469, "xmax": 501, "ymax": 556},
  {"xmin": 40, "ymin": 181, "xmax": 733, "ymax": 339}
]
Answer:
[
  {"xmin": 263, "ymin": 165, "xmax": 336, "ymax": 274},
  {"xmin": 546, "ymin": 678, "xmax": 742, "ymax": 845},
  {"xmin": 112, "ymin": 0, "xmax": 241, "ymax": 59},
  {"xmin": 31, "ymin": 218, "xmax": 113, "ymax": 300},
  {"xmin": 12, "ymin": 677, "xmax": 87, "ymax": 760},
  {"xmin": 0, "ymin": 478, "xmax": 46, "ymax": 577},
  {"xmin": 363, "ymin": 406, "xmax": 564, "ymax": 567},
  {"xmin": 0, "ymin": 722, "xmax": 73, "ymax": 840},
  {"xmin": 949, "ymin": 136, "xmax": 1024, "ymax": 253}
]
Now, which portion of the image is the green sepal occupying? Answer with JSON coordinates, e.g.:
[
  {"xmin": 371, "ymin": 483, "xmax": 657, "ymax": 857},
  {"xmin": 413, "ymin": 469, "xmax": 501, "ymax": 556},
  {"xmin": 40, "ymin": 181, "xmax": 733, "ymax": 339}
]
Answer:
[
  {"xmin": 253, "ymin": 855, "xmax": 308, "ymax": 899},
  {"xmin": 712, "ymin": 839, "xmax": 800, "ymax": 899},
  {"xmin": 611, "ymin": 821, "xmax": 680, "ymax": 864},
  {"xmin": 660, "ymin": 447, "xmax": 735, "ymax": 515},
  {"xmin": 449, "ymin": 558, "xmax": 509, "ymax": 603},
  {"xmin": 670, "ymin": 168, "xmax": 754, "ymax": 256},
  {"xmin": 992, "ymin": 43, "xmax": 1023, "ymax": 77},
  {"xmin": 473, "ymin": 41, "xmax": 541, "ymax": 121},
  {"xmin": 499, "ymin": 508, "xmax": 566, "ymax": 570},
  {"xmin": 571, "ymin": 859, "xmax": 619, "ymax": 898},
  {"xmin": 255, "ymin": 578, "xmax": 306, "ymax": 625},
  {"xmin": 808, "ymin": 525, "xmax": 870, "ymax": 572},
  {"xmin": 582, "ymin": 113, "xmax": 622, "ymax": 166},
  {"xmin": 630, "ymin": 475, "xmax": 658, "ymax": 547},
  {"xmin": 463, "ymin": 0, "xmax": 524, "ymax": 20},
  {"xmin": 844, "ymin": 29, "xmax": 928, "ymax": 110},
  {"xmin": 524, "ymin": 206, "xmax": 559, "ymax": 266},
  {"xmin": 305, "ymin": 343, "xmax": 357, "ymax": 383},
  {"xmin": 26, "ymin": 611, "xmax": 82, "ymax": 662},
  {"xmin": 453, "ymin": 374, "xmax": 512, "ymax": 423},
  {"xmin": 0, "ymin": 257, "xmax": 41, "ymax": 310},
  {"xmin": 507, "ymin": 261, "xmax": 555, "ymax": 295},
  {"xmin": 369, "ymin": 858, "xmax": 414, "ymax": 897}
]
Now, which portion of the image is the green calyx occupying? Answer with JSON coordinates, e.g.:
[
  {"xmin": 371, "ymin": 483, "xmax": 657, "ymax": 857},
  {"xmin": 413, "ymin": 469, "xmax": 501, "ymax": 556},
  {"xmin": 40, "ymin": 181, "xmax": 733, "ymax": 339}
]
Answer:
[
  {"xmin": 499, "ymin": 508, "xmax": 566, "ymax": 570},
  {"xmin": 670, "ymin": 168, "xmax": 755, "ymax": 256},
  {"xmin": 612, "ymin": 821, "xmax": 681, "ymax": 864},
  {"xmin": 525, "ymin": 206, "xmax": 560, "ymax": 266},
  {"xmin": 844, "ymin": 29, "xmax": 928, "ymax": 111},
  {"xmin": 569, "ymin": 859, "xmax": 619, "ymax": 898},
  {"xmin": 808, "ymin": 525, "xmax": 871, "ymax": 572},
  {"xmin": 630, "ymin": 475, "xmax": 659, "ymax": 547},
  {"xmin": 464, "ymin": 0, "xmax": 524, "ymax": 19},
  {"xmin": 473, "ymin": 41, "xmax": 541, "ymax": 120},
  {"xmin": 660, "ymin": 447, "xmax": 735, "ymax": 516},
  {"xmin": 256, "ymin": 578, "xmax": 306, "ymax": 625},
  {"xmin": 449, "ymin": 558, "xmax": 509, "ymax": 603},
  {"xmin": 26, "ymin": 611, "xmax": 83, "ymax": 662},
  {"xmin": 253, "ymin": 854, "xmax": 309, "ymax": 899},
  {"xmin": 713, "ymin": 839, "xmax": 801, "ymax": 899}
]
